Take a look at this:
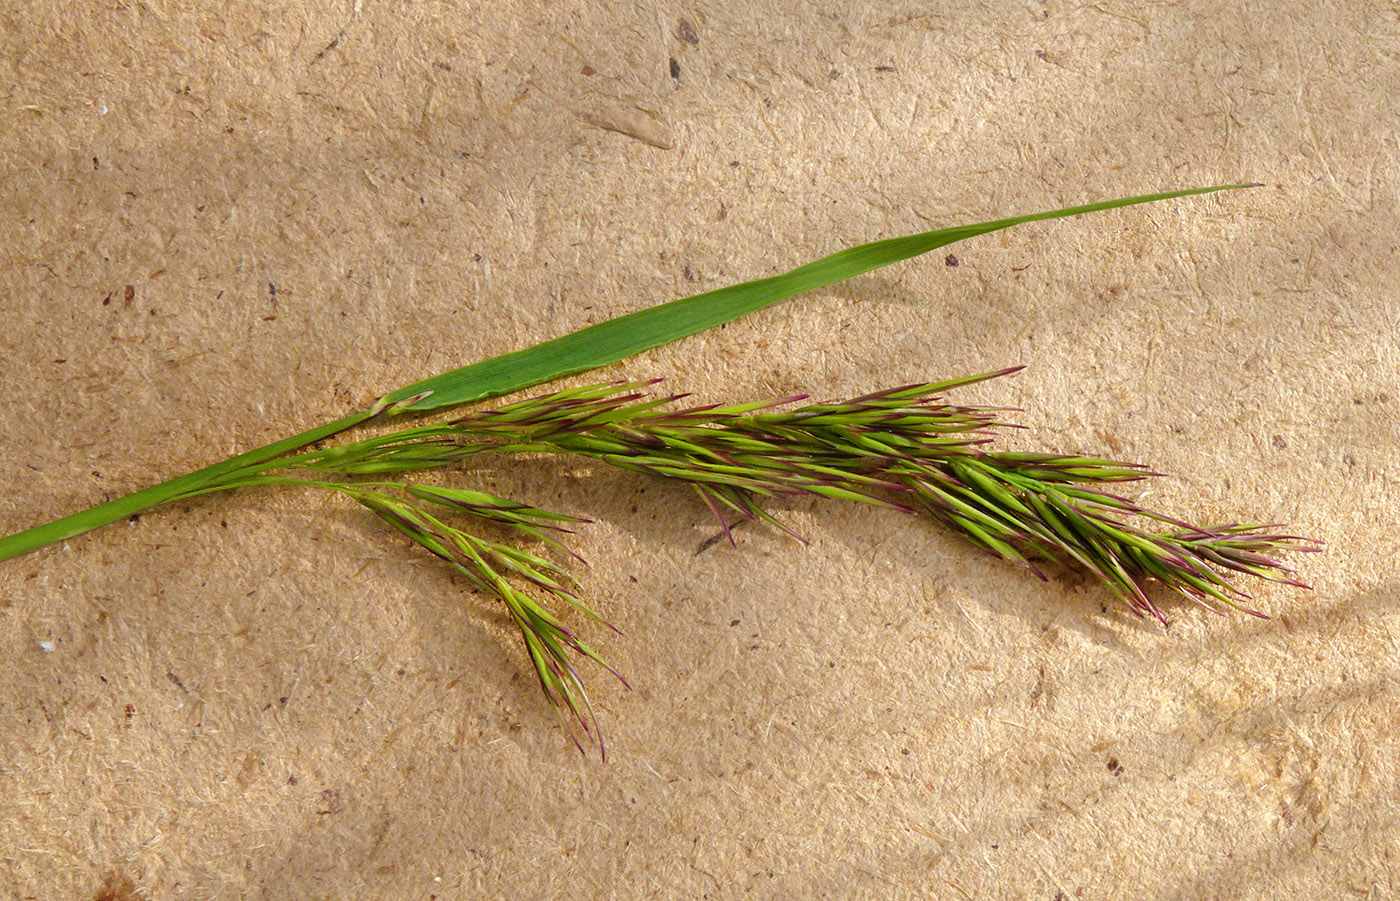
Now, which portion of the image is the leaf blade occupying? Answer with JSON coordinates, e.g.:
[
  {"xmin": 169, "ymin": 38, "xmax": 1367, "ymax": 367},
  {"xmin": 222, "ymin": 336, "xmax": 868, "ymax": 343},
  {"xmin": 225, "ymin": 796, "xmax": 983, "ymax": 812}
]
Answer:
[{"xmin": 380, "ymin": 184, "xmax": 1255, "ymax": 412}]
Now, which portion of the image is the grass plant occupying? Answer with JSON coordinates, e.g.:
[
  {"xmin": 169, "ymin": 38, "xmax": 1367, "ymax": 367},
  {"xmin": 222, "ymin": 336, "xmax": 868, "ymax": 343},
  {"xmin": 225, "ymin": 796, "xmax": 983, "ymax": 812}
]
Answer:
[{"xmin": 0, "ymin": 184, "xmax": 1314, "ymax": 753}]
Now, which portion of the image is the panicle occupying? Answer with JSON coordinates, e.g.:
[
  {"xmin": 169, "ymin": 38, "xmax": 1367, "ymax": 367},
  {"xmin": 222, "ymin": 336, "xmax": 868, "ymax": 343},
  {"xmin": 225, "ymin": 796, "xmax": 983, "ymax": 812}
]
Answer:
[{"xmin": 268, "ymin": 369, "xmax": 1317, "ymax": 753}]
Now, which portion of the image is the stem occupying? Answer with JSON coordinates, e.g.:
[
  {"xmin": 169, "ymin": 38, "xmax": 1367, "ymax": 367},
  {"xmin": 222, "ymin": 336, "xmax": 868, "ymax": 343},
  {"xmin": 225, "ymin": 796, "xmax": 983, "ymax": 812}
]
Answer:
[
  {"xmin": 234, "ymin": 423, "xmax": 469, "ymax": 475},
  {"xmin": 0, "ymin": 409, "xmax": 378, "ymax": 562},
  {"xmin": 174, "ymin": 477, "xmax": 410, "ymax": 499}
]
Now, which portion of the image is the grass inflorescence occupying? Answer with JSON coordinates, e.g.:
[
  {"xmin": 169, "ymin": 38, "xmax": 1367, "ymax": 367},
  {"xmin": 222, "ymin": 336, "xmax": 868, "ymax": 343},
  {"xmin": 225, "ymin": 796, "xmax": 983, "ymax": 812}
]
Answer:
[{"xmin": 201, "ymin": 370, "xmax": 1316, "ymax": 751}]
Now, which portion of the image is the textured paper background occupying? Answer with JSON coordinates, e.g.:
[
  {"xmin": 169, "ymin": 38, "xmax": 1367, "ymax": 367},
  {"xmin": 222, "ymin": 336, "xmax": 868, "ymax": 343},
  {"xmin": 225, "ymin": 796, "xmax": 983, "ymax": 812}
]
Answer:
[{"xmin": 2, "ymin": 2, "xmax": 1398, "ymax": 898}]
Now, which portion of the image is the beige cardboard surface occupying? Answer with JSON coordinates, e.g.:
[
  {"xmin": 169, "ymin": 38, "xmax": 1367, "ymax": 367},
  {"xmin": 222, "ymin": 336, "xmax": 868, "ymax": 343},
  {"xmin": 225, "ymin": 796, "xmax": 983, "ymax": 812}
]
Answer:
[{"xmin": 2, "ymin": 1, "xmax": 1398, "ymax": 897}]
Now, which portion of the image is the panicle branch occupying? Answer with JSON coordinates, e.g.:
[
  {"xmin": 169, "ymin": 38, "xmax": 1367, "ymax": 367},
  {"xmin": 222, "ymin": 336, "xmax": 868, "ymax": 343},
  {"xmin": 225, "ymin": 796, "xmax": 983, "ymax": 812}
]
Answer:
[{"xmin": 337, "ymin": 484, "xmax": 622, "ymax": 756}]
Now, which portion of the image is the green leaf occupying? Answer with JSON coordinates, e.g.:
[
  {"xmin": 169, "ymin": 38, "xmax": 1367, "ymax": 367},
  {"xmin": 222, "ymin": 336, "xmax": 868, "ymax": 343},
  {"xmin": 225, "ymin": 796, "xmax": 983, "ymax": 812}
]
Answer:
[{"xmin": 376, "ymin": 185, "xmax": 1255, "ymax": 413}]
